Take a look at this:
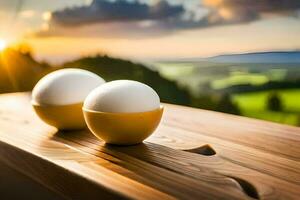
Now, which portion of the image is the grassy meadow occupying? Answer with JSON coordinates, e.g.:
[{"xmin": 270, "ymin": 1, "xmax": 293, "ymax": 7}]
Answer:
[
  {"xmin": 153, "ymin": 61, "xmax": 300, "ymax": 126},
  {"xmin": 233, "ymin": 89, "xmax": 300, "ymax": 125}
]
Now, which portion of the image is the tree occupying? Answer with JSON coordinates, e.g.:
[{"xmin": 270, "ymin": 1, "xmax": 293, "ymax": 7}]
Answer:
[
  {"xmin": 267, "ymin": 92, "xmax": 282, "ymax": 111},
  {"xmin": 216, "ymin": 94, "xmax": 240, "ymax": 115}
]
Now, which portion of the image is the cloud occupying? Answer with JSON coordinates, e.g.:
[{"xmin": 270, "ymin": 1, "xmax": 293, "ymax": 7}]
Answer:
[
  {"xmin": 34, "ymin": 0, "xmax": 300, "ymax": 38},
  {"xmin": 203, "ymin": 0, "xmax": 300, "ymax": 25},
  {"xmin": 51, "ymin": 0, "xmax": 184, "ymax": 26},
  {"xmin": 34, "ymin": 0, "xmax": 188, "ymax": 38}
]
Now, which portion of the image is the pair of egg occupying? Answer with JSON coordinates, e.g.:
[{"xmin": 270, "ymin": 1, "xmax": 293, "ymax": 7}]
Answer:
[{"xmin": 32, "ymin": 69, "xmax": 163, "ymax": 145}]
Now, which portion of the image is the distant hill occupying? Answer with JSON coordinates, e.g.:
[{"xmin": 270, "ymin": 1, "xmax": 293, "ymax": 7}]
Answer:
[
  {"xmin": 207, "ymin": 51, "xmax": 300, "ymax": 63},
  {"xmin": 62, "ymin": 55, "xmax": 191, "ymax": 105},
  {"xmin": 159, "ymin": 51, "xmax": 300, "ymax": 64}
]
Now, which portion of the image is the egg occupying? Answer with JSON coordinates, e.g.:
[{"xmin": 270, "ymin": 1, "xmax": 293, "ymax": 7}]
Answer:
[
  {"xmin": 83, "ymin": 80, "xmax": 164, "ymax": 145},
  {"xmin": 83, "ymin": 80, "xmax": 160, "ymax": 113},
  {"xmin": 32, "ymin": 68, "xmax": 105, "ymax": 130}
]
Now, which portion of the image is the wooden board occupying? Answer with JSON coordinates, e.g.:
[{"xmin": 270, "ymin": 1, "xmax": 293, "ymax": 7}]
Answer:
[{"xmin": 0, "ymin": 92, "xmax": 299, "ymax": 200}]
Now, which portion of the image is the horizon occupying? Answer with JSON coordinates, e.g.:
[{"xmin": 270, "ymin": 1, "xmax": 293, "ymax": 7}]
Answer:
[
  {"xmin": 26, "ymin": 49, "xmax": 300, "ymax": 66},
  {"xmin": 155, "ymin": 50, "xmax": 300, "ymax": 62}
]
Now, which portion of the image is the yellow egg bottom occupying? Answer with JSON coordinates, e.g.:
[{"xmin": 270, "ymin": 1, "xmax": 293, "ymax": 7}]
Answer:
[
  {"xmin": 83, "ymin": 106, "xmax": 164, "ymax": 145},
  {"xmin": 32, "ymin": 102, "xmax": 86, "ymax": 130}
]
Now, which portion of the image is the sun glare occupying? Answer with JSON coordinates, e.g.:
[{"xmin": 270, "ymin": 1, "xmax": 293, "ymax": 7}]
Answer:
[{"xmin": 0, "ymin": 39, "xmax": 7, "ymax": 51}]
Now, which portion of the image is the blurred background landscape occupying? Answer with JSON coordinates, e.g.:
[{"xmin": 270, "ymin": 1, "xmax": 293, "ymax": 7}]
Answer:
[{"xmin": 0, "ymin": 0, "xmax": 300, "ymax": 126}]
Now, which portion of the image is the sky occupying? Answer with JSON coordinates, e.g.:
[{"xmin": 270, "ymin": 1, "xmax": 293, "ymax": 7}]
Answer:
[{"xmin": 1, "ymin": 0, "xmax": 300, "ymax": 63}]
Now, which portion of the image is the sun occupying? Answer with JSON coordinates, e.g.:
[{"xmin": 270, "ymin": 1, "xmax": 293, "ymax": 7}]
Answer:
[{"xmin": 0, "ymin": 39, "xmax": 7, "ymax": 51}]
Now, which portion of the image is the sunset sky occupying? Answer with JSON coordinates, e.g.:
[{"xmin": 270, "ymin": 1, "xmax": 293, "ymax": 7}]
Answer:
[{"xmin": 1, "ymin": 0, "xmax": 300, "ymax": 63}]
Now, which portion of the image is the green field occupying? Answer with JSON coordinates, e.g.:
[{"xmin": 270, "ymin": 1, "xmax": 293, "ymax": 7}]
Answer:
[
  {"xmin": 232, "ymin": 89, "xmax": 300, "ymax": 126},
  {"xmin": 153, "ymin": 62, "xmax": 300, "ymax": 126},
  {"xmin": 212, "ymin": 72, "xmax": 268, "ymax": 89}
]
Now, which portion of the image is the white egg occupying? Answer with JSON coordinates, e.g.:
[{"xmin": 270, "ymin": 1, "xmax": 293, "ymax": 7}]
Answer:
[
  {"xmin": 84, "ymin": 80, "xmax": 160, "ymax": 113},
  {"xmin": 32, "ymin": 68, "xmax": 105, "ymax": 106}
]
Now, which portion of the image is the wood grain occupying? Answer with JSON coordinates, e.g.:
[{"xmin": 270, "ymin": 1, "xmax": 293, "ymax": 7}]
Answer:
[{"xmin": 0, "ymin": 92, "xmax": 299, "ymax": 200}]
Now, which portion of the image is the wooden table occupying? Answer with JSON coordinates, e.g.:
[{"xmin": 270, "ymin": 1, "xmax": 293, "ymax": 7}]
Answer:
[{"xmin": 0, "ymin": 93, "xmax": 299, "ymax": 200}]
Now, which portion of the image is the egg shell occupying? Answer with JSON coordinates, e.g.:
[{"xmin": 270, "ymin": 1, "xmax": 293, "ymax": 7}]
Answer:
[
  {"xmin": 32, "ymin": 68, "xmax": 105, "ymax": 106},
  {"xmin": 83, "ymin": 80, "xmax": 160, "ymax": 113}
]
